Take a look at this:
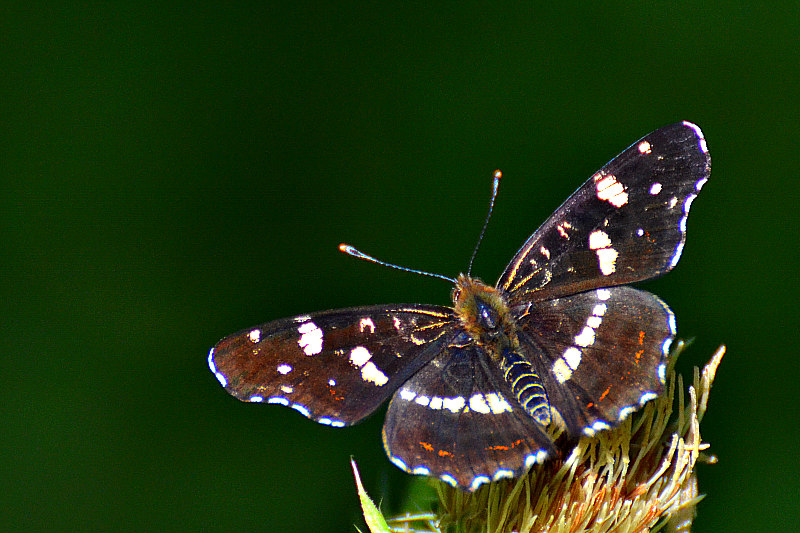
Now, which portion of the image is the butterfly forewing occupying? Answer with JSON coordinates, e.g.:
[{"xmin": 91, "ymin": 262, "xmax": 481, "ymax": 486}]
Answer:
[
  {"xmin": 382, "ymin": 337, "xmax": 554, "ymax": 490},
  {"xmin": 498, "ymin": 122, "xmax": 710, "ymax": 304},
  {"xmin": 514, "ymin": 286, "xmax": 674, "ymax": 437},
  {"xmin": 209, "ymin": 304, "xmax": 455, "ymax": 425}
]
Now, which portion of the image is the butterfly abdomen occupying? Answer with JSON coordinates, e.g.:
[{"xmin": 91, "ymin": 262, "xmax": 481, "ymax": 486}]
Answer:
[{"xmin": 499, "ymin": 350, "xmax": 552, "ymax": 426}]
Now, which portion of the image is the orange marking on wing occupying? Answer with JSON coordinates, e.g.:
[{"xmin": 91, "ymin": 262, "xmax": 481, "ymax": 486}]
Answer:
[
  {"xmin": 420, "ymin": 441, "xmax": 433, "ymax": 452},
  {"xmin": 635, "ymin": 349, "xmax": 644, "ymax": 364},
  {"xmin": 486, "ymin": 438, "xmax": 525, "ymax": 452},
  {"xmin": 598, "ymin": 386, "xmax": 612, "ymax": 402},
  {"xmin": 638, "ymin": 330, "xmax": 646, "ymax": 345},
  {"xmin": 438, "ymin": 449, "xmax": 453, "ymax": 457}
]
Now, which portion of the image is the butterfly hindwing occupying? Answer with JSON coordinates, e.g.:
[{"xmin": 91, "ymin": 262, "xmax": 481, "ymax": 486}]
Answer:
[
  {"xmin": 209, "ymin": 304, "xmax": 455, "ymax": 425},
  {"xmin": 498, "ymin": 121, "xmax": 710, "ymax": 305},
  {"xmin": 513, "ymin": 286, "xmax": 674, "ymax": 437},
  {"xmin": 382, "ymin": 334, "xmax": 555, "ymax": 490}
]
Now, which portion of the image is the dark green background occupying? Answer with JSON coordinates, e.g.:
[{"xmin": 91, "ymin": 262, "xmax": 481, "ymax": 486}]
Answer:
[{"xmin": 3, "ymin": 3, "xmax": 797, "ymax": 532}]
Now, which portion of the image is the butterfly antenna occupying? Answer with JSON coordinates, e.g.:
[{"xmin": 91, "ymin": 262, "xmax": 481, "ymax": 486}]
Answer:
[
  {"xmin": 339, "ymin": 244, "xmax": 456, "ymax": 283},
  {"xmin": 467, "ymin": 169, "xmax": 502, "ymax": 276}
]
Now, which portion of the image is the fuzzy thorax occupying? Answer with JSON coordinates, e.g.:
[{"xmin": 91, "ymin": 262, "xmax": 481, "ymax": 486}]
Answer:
[{"xmin": 452, "ymin": 274, "xmax": 519, "ymax": 357}]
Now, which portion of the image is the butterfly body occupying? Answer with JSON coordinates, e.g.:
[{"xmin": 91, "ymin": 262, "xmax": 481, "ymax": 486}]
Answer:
[{"xmin": 209, "ymin": 121, "xmax": 711, "ymax": 491}]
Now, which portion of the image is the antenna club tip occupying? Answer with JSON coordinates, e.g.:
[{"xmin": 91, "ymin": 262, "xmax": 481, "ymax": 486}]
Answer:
[
  {"xmin": 493, "ymin": 169, "xmax": 503, "ymax": 179},
  {"xmin": 338, "ymin": 243, "xmax": 351, "ymax": 252}
]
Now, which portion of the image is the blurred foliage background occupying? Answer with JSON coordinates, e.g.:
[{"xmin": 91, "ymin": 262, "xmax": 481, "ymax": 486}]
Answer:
[{"xmin": 2, "ymin": 3, "xmax": 798, "ymax": 532}]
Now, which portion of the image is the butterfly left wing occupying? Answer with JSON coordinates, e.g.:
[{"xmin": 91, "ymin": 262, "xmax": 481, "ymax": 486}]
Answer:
[
  {"xmin": 498, "ymin": 121, "xmax": 710, "ymax": 305},
  {"xmin": 382, "ymin": 333, "xmax": 555, "ymax": 491},
  {"xmin": 209, "ymin": 304, "xmax": 455, "ymax": 426}
]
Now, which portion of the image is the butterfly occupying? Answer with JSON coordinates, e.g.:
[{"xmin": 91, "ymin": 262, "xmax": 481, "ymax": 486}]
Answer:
[{"xmin": 208, "ymin": 121, "xmax": 710, "ymax": 491}]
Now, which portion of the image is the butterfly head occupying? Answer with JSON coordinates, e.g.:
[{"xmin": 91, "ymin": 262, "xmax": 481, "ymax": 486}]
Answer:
[{"xmin": 452, "ymin": 275, "xmax": 518, "ymax": 355}]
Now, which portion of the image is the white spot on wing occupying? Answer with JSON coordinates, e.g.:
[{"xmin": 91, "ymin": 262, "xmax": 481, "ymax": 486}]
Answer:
[
  {"xmin": 414, "ymin": 395, "xmax": 431, "ymax": 407},
  {"xmin": 485, "ymin": 393, "xmax": 512, "ymax": 414},
  {"xmin": 267, "ymin": 396, "xmax": 289, "ymax": 406},
  {"xmin": 525, "ymin": 450, "xmax": 548, "ymax": 468},
  {"xmin": 440, "ymin": 474, "xmax": 458, "ymax": 487},
  {"xmin": 248, "ymin": 329, "xmax": 261, "ymax": 343},
  {"xmin": 662, "ymin": 337, "xmax": 674, "ymax": 357},
  {"xmin": 540, "ymin": 246, "xmax": 550, "ymax": 260},
  {"xmin": 349, "ymin": 346, "xmax": 372, "ymax": 367},
  {"xmin": 208, "ymin": 348, "xmax": 228, "ymax": 387},
  {"xmin": 277, "ymin": 363, "xmax": 292, "ymax": 375},
  {"xmin": 670, "ymin": 241, "xmax": 685, "ymax": 268},
  {"xmin": 390, "ymin": 456, "xmax": 408, "ymax": 471},
  {"xmin": 596, "ymin": 288, "xmax": 611, "ymax": 301},
  {"xmin": 399, "ymin": 388, "xmax": 415, "ymax": 402},
  {"xmin": 552, "ymin": 359, "xmax": 572, "ymax": 383},
  {"xmin": 563, "ymin": 346, "xmax": 582, "ymax": 370},
  {"xmin": 639, "ymin": 391, "xmax": 658, "ymax": 405},
  {"xmin": 442, "ymin": 396, "xmax": 466, "ymax": 413},
  {"xmin": 470, "ymin": 476, "xmax": 490, "ymax": 491},
  {"xmin": 290, "ymin": 403, "xmax": 311, "ymax": 417},
  {"xmin": 618, "ymin": 405, "xmax": 637, "ymax": 420},
  {"xmin": 596, "ymin": 248, "xmax": 619, "ymax": 275},
  {"xmin": 589, "ymin": 230, "xmax": 617, "ymax": 275},
  {"xmin": 649, "ymin": 182, "xmax": 662, "ymax": 195},
  {"xmin": 468, "ymin": 394, "xmax": 490, "ymax": 414},
  {"xmin": 574, "ymin": 326, "xmax": 595, "ymax": 348},
  {"xmin": 556, "ymin": 221, "xmax": 573, "ymax": 239},
  {"xmin": 638, "ymin": 140, "xmax": 652, "ymax": 154},
  {"xmin": 359, "ymin": 317, "xmax": 375, "ymax": 334},
  {"xmin": 360, "ymin": 361, "xmax": 388, "ymax": 386},
  {"xmin": 589, "ymin": 230, "xmax": 612, "ymax": 250},
  {"xmin": 595, "ymin": 173, "xmax": 629, "ymax": 207},
  {"xmin": 348, "ymin": 346, "xmax": 387, "ymax": 386},
  {"xmin": 682, "ymin": 120, "xmax": 708, "ymax": 153},
  {"xmin": 684, "ymin": 193, "xmax": 698, "ymax": 217},
  {"xmin": 297, "ymin": 321, "xmax": 323, "ymax": 356},
  {"xmin": 493, "ymin": 469, "xmax": 514, "ymax": 481}
]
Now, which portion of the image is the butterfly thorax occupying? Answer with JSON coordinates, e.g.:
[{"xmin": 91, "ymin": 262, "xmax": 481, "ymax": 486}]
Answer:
[{"xmin": 452, "ymin": 275, "xmax": 519, "ymax": 358}]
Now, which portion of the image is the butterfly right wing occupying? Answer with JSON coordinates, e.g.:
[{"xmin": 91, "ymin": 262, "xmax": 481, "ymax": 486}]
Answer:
[{"xmin": 209, "ymin": 304, "xmax": 455, "ymax": 426}]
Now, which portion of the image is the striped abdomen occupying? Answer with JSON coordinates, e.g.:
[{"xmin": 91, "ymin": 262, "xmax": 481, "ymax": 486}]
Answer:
[{"xmin": 500, "ymin": 350, "xmax": 551, "ymax": 425}]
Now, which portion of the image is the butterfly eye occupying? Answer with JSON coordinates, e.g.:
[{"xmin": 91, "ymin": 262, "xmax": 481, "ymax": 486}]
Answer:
[{"xmin": 476, "ymin": 300, "xmax": 499, "ymax": 330}]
